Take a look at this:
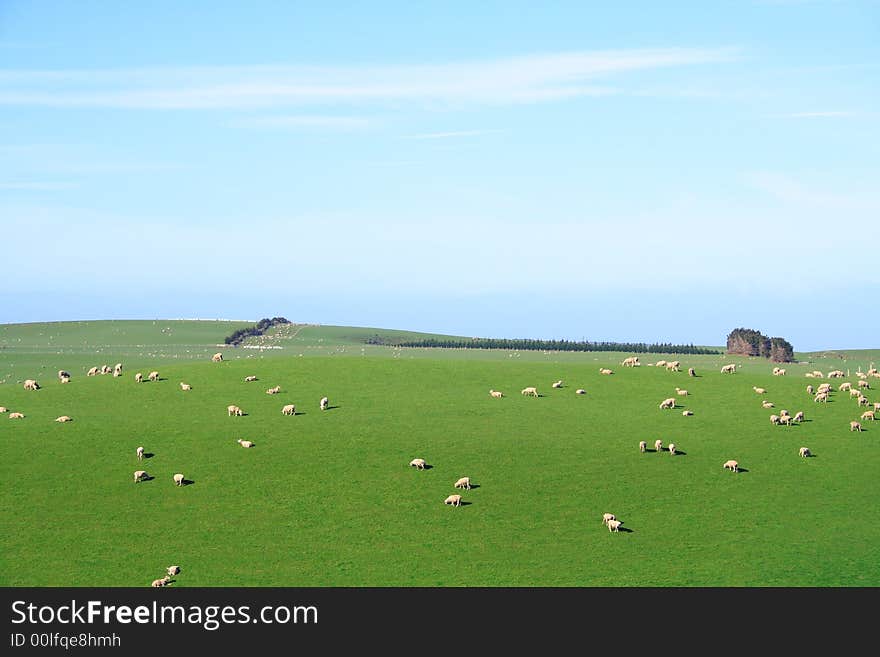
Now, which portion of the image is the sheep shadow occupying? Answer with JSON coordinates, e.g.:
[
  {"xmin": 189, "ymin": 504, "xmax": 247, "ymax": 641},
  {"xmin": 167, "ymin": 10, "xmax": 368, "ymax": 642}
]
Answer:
[
  {"xmin": 670, "ymin": 450, "xmax": 687, "ymax": 456},
  {"xmin": 614, "ymin": 526, "xmax": 634, "ymax": 533},
  {"xmin": 421, "ymin": 464, "xmax": 434, "ymax": 470},
  {"xmin": 324, "ymin": 405, "xmax": 340, "ymax": 411},
  {"xmin": 143, "ymin": 453, "xmax": 155, "ymax": 459},
  {"xmin": 448, "ymin": 501, "xmax": 473, "ymax": 507},
  {"xmin": 138, "ymin": 475, "xmax": 155, "ymax": 482},
  {"xmin": 465, "ymin": 484, "xmax": 480, "ymax": 490},
  {"xmin": 179, "ymin": 479, "xmax": 195, "ymax": 486},
  {"xmin": 735, "ymin": 468, "xmax": 750, "ymax": 473}
]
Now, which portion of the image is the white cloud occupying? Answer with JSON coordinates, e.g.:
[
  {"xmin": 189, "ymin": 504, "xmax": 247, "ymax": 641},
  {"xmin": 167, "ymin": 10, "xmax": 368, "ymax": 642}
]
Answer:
[{"xmin": 0, "ymin": 48, "xmax": 738, "ymax": 110}]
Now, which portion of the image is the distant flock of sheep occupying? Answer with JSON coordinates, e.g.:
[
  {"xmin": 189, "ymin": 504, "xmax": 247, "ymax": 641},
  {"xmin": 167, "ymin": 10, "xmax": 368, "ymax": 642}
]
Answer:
[{"xmin": 5, "ymin": 350, "xmax": 878, "ymax": 571}]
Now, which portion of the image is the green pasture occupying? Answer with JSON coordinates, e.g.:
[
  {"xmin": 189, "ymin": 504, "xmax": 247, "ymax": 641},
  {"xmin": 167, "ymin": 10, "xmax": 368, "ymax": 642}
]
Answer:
[{"xmin": 1, "ymin": 321, "xmax": 878, "ymax": 586}]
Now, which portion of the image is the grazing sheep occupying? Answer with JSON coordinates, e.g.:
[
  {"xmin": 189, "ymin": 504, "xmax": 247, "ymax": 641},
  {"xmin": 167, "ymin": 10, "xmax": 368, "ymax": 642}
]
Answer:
[
  {"xmin": 599, "ymin": 368, "xmax": 614, "ymax": 375},
  {"xmin": 839, "ymin": 382, "xmax": 853, "ymax": 392},
  {"xmin": 682, "ymin": 410, "xmax": 693, "ymax": 416},
  {"xmin": 134, "ymin": 470, "xmax": 148, "ymax": 483},
  {"xmin": 180, "ymin": 382, "xmax": 192, "ymax": 391},
  {"xmin": 858, "ymin": 380, "xmax": 870, "ymax": 390},
  {"xmin": 666, "ymin": 361, "xmax": 681, "ymax": 372},
  {"xmin": 659, "ymin": 398, "xmax": 676, "ymax": 410},
  {"xmin": 654, "ymin": 439, "xmax": 663, "ymax": 452},
  {"xmin": 668, "ymin": 443, "xmax": 676, "ymax": 455},
  {"xmin": 621, "ymin": 356, "xmax": 639, "ymax": 367},
  {"xmin": 601, "ymin": 513, "xmax": 616, "ymax": 526},
  {"xmin": 147, "ymin": 371, "xmax": 159, "ymax": 382},
  {"xmin": 58, "ymin": 370, "xmax": 71, "ymax": 380},
  {"xmin": 814, "ymin": 392, "xmax": 829, "ymax": 403},
  {"xmin": 9, "ymin": 412, "xmax": 25, "ymax": 419},
  {"xmin": 54, "ymin": 415, "xmax": 72, "ymax": 422},
  {"xmin": 874, "ymin": 402, "xmax": 880, "ymax": 412},
  {"xmin": 552, "ymin": 380, "xmax": 563, "ymax": 389},
  {"xmin": 237, "ymin": 439, "xmax": 255, "ymax": 448},
  {"xmin": 489, "ymin": 389, "xmax": 504, "ymax": 398},
  {"xmin": 721, "ymin": 364, "xmax": 737, "ymax": 374},
  {"xmin": 799, "ymin": 447, "xmax": 811, "ymax": 458},
  {"xmin": 227, "ymin": 405, "xmax": 244, "ymax": 416},
  {"xmin": 723, "ymin": 460, "xmax": 739, "ymax": 472},
  {"xmin": 806, "ymin": 385, "xmax": 814, "ymax": 395},
  {"xmin": 850, "ymin": 421, "xmax": 862, "ymax": 432},
  {"xmin": 23, "ymin": 379, "xmax": 39, "ymax": 391},
  {"xmin": 762, "ymin": 401, "xmax": 775, "ymax": 409},
  {"xmin": 454, "ymin": 477, "xmax": 471, "ymax": 490},
  {"xmin": 173, "ymin": 473, "xmax": 185, "ymax": 486},
  {"xmin": 607, "ymin": 519, "xmax": 623, "ymax": 533},
  {"xmin": 444, "ymin": 494, "xmax": 462, "ymax": 507},
  {"xmin": 770, "ymin": 414, "xmax": 781, "ymax": 425},
  {"xmin": 639, "ymin": 440, "xmax": 647, "ymax": 453},
  {"xmin": 281, "ymin": 404, "xmax": 296, "ymax": 416},
  {"xmin": 575, "ymin": 389, "xmax": 586, "ymax": 395},
  {"xmin": 655, "ymin": 360, "xmax": 667, "ymax": 367},
  {"xmin": 410, "ymin": 458, "xmax": 426, "ymax": 470},
  {"xmin": 166, "ymin": 566, "xmax": 181, "ymax": 577},
  {"xmin": 675, "ymin": 387, "xmax": 689, "ymax": 396},
  {"xmin": 320, "ymin": 396, "xmax": 329, "ymax": 410},
  {"xmin": 817, "ymin": 383, "xmax": 832, "ymax": 393},
  {"xmin": 753, "ymin": 386, "xmax": 766, "ymax": 395},
  {"xmin": 521, "ymin": 387, "xmax": 539, "ymax": 397},
  {"xmin": 861, "ymin": 411, "xmax": 875, "ymax": 421},
  {"xmin": 113, "ymin": 363, "xmax": 123, "ymax": 377},
  {"xmin": 244, "ymin": 375, "xmax": 258, "ymax": 382},
  {"xmin": 828, "ymin": 370, "xmax": 845, "ymax": 378},
  {"xmin": 135, "ymin": 372, "xmax": 143, "ymax": 383},
  {"xmin": 857, "ymin": 395, "xmax": 870, "ymax": 407},
  {"xmin": 266, "ymin": 386, "xmax": 281, "ymax": 395},
  {"xmin": 60, "ymin": 375, "xmax": 70, "ymax": 384},
  {"xmin": 212, "ymin": 352, "xmax": 223, "ymax": 362},
  {"xmin": 0, "ymin": 407, "xmax": 7, "ymax": 413},
  {"xmin": 151, "ymin": 576, "xmax": 171, "ymax": 588},
  {"xmin": 850, "ymin": 388, "xmax": 862, "ymax": 398},
  {"xmin": 779, "ymin": 415, "xmax": 793, "ymax": 426},
  {"xmin": 87, "ymin": 366, "xmax": 99, "ymax": 376},
  {"xmin": 101, "ymin": 365, "xmax": 111, "ymax": 375},
  {"xmin": 136, "ymin": 446, "xmax": 144, "ymax": 461},
  {"xmin": 688, "ymin": 367, "xmax": 696, "ymax": 377},
  {"xmin": 793, "ymin": 411, "xmax": 805, "ymax": 423}
]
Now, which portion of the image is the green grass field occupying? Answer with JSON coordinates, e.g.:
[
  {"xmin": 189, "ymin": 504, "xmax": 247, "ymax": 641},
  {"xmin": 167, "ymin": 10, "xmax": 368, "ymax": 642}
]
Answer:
[{"xmin": 2, "ymin": 320, "xmax": 878, "ymax": 586}]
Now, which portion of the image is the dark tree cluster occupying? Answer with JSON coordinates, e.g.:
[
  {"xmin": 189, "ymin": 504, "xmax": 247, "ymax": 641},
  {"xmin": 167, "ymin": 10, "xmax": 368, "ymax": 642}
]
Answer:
[
  {"xmin": 365, "ymin": 335, "xmax": 720, "ymax": 355},
  {"xmin": 726, "ymin": 328, "xmax": 793, "ymax": 362},
  {"xmin": 224, "ymin": 317, "xmax": 291, "ymax": 346}
]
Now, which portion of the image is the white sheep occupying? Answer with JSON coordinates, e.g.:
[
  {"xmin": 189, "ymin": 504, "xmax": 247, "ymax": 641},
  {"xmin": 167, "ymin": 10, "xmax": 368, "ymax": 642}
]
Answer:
[
  {"xmin": 134, "ymin": 470, "xmax": 148, "ymax": 483},
  {"xmin": 227, "ymin": 405, "xmax": 244, "ymax": 416},
  {"xmin": 575, "ymin": 389, "xmax": 586, "ymax": 395},
  {"xmin": 552, "ymin": 380, "xmax": 563, "ymax": 388},
  {"xmin": 599, "ymin": 368, "xmax": 614, "ymax": 375},
  {"xmin": 861, "ymin": 410, "xmax": 875, "ymax": 421},
  {"xmin": 136, "ymin": 446, "xmax": 144, "ymax": 461},
  {"xmin": 489, "ymin": 389, "xmax": 504, "ymax": 398},
  {"xmin": 850, "ymin": 421, "xmax": 863, "ymax": 432},
  {"xmin": 134, "ymin": 373, "xmax": 143, "ymax": 383},
  {"xmin": 166, "ymin": 566, "xmax": 181, "ymax": 577},
  {"xmin": 668, "ymin": 443, "xmax": 676, "ymax": 455},
  {"xmin": 180, "ymin": 382, "xmax": 192, "ymax": 391},
  {"xmin": 60, "ymin": 375, "xmax": 70, "ymax": 384},
  {"xmin": 320, "ymin": 396, "xmax": 329, "ymax": 410},
  {"xmin": 237, "ymin": 439, "xmax": 255, "ymax": 448},
  {"xmin": 753, "ymin": 386, "xmax": 767, "ymax": 395},
  {"xmin": 173, "ymin": 473, "xmax": 185, "ymax": 486},
  {"xmin": 659, "ymin": 398, "xmax": 676, "ymax": 409},
  {"xmin": 806, "ymin": 385, "xmax": 814, "ymax": 395},
  {"xmin": 721, "ymin": 364, "xmax": 737, "ymax": 374},
  {"xmin": 521, "ymin": 387, "xmax": 539, "ymax": 397},
  {"xmin": 58, "ymin": 370, "xmax": 71, "ymax": 380},
  {"xmin": 244, "ymin": 375, "xmax": 258, "ymax": 382},
  {"xmin": 54, "ymin": 415, "xmax": 72, "ymax": 422},
  {"xmin": 874, "ymin": 402, "xmax": 880, "ymax": 412},
  {"xmin": 281, "ymin": 404, "xmax": 296, "ymax": 416},
  {"xmin": 799, "ymin": 447, "xmax": 811, "ymax": 458},
  {"xmin": 23, "ymin": 379, "xmax": 39, "ymax": 391},
  {"xmin": 607, "ymin": 519, "xmax": 623, "ymax": 532},
  {"xmin": 266, "ymin": 386, "xmax": 281, "ymax": 395},
  {"xmin": 654, "ymin": 439, "xmax": 663, "ymax": 452},
  {"xmin": 87, "ymin": 366, "xmax": 99, "ymax": 376},
  {"xmin": 151, "ymin": 576, "xmax": 171, "ymax": 588},
  {"xmin": 621, "ymin": 356, "xmax": 639, "ymax": 367},
  {"xmin": 858, "ymin": 380, "xmax": 870, "ymax": 389},
  {"xmin": 770, "ymin": 414, "xmax": 781, "ymax": 425},
  {"xmin": 639, "ymin": 440, "xmax": 647, "ymax": 453},
  {"xmin": 0, "ymin": 407, "xmax": 7, "ymax": 413},
  {"xmin": 148, "ymin": 371, "xmax": 159, "ymax": 382},
  {"xmin": 410, "ymin": 458, "xmax": 426, "ymax": 470},
  {"xmin": 601, "ymin": 513, "xmax": 616, "ymax": 526},
  {"xmin": 212, "ymin": 352, "xmax": 223, "ymax": 362},
  {"xmin": 723, "ymin": 460, "xmax": 739, "ymax": 472},
  {"xmin": 444, "ymin": 494, "xmax": 462, "ymax": 507},
  {"xmin": 9, "ymin": 412, "xmax": 25, "ymax": 419},
  {"xmin": 839, "ymin": 382, "xmax": 853, "ymax": 392},
  {"xmin": 814, "ymin": 392, "xmax": 829, "ymax": 403},
  {"xmin": 675, "ymin": 387, "xmax": 689, "ymax": 396},
  {"xmin": 682, "ymin": 410, "xmax": 693, "ymax": 416},
  {"xmin": 762, "ymin": 401, "xmax": 775, "ymax": 409},
  {"xmin": 113, "ymin": 363, "xmax": 123, "ymax": 377},
  {"xmin": 454, "ymin": 477, "xmax": 471, "ymax": 490},
  {"xmin": 793, "ymin": 411, "xmax": 805, "ymax": 423},
  {"xmin": 688, "ymin": 367, "xmax": 696, "ymax": 377}
]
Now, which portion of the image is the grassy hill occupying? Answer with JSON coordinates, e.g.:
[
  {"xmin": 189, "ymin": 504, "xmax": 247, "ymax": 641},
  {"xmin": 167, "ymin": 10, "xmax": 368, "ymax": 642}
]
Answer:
[{"xmin": 1, "ymin": 320, "xmax": 878, "ymax": 586}]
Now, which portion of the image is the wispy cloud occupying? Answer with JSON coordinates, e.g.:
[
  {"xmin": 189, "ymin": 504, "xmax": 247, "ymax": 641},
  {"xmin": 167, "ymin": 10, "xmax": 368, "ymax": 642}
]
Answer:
[
  {"xmin": 0, "ymin": 181, "xmax": 76, "ymax": 191},
  {"xmin": 0, "ymin": 48, "xmax": 738, "ymax": 110},
  {"xmin": 230, "ymin": 115, "xmax": 371, "ymax": 129},
  {"xmin": 774, "ymin": 110, "xmax": 858, "ymax": 118},
  {"xmin": 403, "ymin": 130, "xmax": 499, "ymax": 140}
]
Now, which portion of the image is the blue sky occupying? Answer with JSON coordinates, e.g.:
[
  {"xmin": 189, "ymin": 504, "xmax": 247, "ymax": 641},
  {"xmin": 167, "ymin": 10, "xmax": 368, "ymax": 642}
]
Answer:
[{"xmin": 1, "ymin": 1, "xmax": 878, "ymax": 350}]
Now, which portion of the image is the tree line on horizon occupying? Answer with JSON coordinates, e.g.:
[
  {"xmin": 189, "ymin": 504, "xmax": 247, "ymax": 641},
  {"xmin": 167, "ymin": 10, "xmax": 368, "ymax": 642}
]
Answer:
[
  {"xmin": 726, "ymin": 328, "xmax": 794, "ymax": 363},
  {"xmin": 224, "ymin": 317, "xmax": 291, "ymax": 346},
  {"xmin": 364, "ymin": 335, "xmax": 721, "ymax": 355}
]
